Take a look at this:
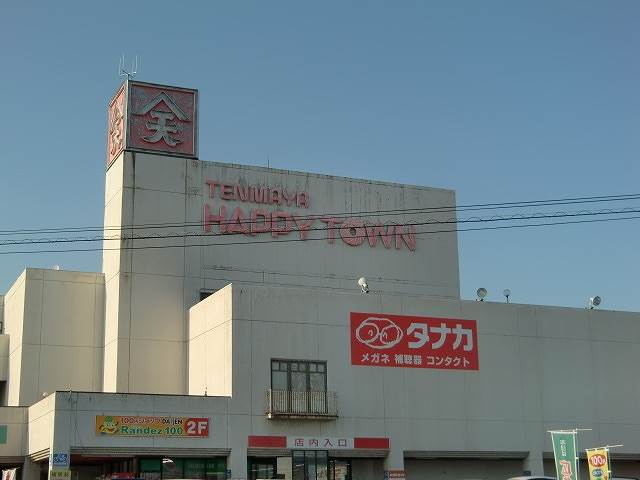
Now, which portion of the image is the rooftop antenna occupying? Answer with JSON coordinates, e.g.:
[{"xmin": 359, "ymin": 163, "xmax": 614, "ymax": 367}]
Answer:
[{"xmin": 119, "ymin": 55, "xmax": 138, "ymax": 80}]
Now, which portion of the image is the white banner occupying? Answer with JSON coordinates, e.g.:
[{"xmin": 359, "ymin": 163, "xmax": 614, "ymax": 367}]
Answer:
[{"xmin": 2, "ymin": 469, "xmax": 17, "ymax": 480}]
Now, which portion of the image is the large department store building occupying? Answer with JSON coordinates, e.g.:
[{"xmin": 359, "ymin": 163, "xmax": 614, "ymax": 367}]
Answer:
[{"xmin": 0, "ymin": 81, "xmax": 639, "ymax": 480}]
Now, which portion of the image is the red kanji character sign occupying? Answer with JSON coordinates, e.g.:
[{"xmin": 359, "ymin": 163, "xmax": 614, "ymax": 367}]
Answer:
[{"xmin": 106, "ymin": 81, "xmax": 198, "ymax": 168}]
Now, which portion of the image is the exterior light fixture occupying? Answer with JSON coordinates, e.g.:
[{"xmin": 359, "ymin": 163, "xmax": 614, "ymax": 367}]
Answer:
[
  {"xmin": 587, "ymin": 296, "xmax": 602, "ymax": 309},
  {"xmin": 476, "ymin": 287, "xmax": 487, "ymax": 301},
  {"xmin": 503, "ymin": 289, "xmax": 511, "ymax": 303}
]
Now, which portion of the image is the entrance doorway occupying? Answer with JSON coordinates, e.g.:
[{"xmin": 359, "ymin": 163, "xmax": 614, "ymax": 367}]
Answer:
[
  {"xmin": 291, "ymin": 452, "xmax": 352, "ymax": 480},
  {"xmin": 249, "ymin": 454, "xmax": 352, "ymax": 480},
  {"xmin": 292, "ymin": 451, "xmax": 327, "ymax": 480},
  {"xmin": 328, "ymin": 459, "xmax": 351, "ymax": 480},
  {"xmin": 248, "ymin": 458, "xmax": 277, "ymax": 480}
]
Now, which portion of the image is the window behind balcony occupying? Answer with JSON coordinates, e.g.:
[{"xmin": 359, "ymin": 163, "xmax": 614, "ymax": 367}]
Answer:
[{"xmin": 271, "ymin": 359, "xmax": 327, "ymax": 392}]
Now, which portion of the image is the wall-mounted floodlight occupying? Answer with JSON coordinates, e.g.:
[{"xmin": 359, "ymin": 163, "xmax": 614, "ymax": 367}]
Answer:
[
  {"xmin": 588, "ymin": 296, "xmax": 602, "ymax": 309},
  {"xmin": 476, "ymin": 287, "xmax": 487, "ymax": 302},
  {"xmin": 503, "ymin": 289, "xmax": 511, "ymax": 303},
  {"xmin": 357, "ymin": 277, "xmax": 370, "ymax": 294}
]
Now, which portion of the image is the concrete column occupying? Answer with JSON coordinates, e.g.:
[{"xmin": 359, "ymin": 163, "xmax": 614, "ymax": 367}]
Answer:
[
  {"xmin": 384, "ymin": 449, "xmax": 405, "ymax": 479},
  {"xmin": 21, "ymin": 458, "xmax": 41, "ymax": 480},
  {"xmin": 523, "ymin": 451, "xmax": 545, "ymax": 476},
  {"xmin": 228, "ymin": 447, "xmax": 247, "ymax": 480},
  {"xmin": 102, "ymin": 152, "xmax": 133, "ymax": 393},
  {"xmin": 47, "ymin": 393, "xmax": 72, "ymax": 480}
]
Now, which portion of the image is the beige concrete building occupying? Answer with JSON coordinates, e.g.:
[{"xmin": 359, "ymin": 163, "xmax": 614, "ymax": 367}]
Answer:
[{"xmin": 0, "ymin": 80, "xmax": 639, "ymax": 480}]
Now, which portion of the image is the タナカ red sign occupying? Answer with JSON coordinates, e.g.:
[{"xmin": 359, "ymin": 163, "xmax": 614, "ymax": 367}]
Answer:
[{"xmin": 350, "ymin": 312, "xmax": 479, "ymax": 370}]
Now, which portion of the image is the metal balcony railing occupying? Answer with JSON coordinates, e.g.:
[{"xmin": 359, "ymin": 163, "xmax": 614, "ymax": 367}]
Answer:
[{"xmin": 266, "ymin": 389, "xmax": 338, "ymax": 419}]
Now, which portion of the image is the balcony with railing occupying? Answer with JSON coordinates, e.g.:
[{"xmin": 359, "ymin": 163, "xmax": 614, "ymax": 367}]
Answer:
[{"xmin": 265, "ymin": 389, "xmax": 338, "ymax": 419}]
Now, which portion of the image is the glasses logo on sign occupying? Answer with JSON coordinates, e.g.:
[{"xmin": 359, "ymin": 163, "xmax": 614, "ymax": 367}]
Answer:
[{"xmin": 355, "ymin": 317, "xmax": 403, "ymax": 349}]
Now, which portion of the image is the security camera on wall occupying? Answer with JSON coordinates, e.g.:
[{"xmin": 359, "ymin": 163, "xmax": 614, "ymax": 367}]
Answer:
[{"xmin": 357, "ymin": 277, "xmax": 370, "ymax": 294}]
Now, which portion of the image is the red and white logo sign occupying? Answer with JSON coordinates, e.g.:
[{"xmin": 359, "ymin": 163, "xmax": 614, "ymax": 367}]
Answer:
[
  {"xmin": 351, "ymin": 312, "xmax": 479, "ymax": 370},
  {"xmin": 106, "ymin": 81, "xmax": 198, "ymax": 167},
  {"xmin": 128, "ymin": 82, "xmax": 197, "ymax": 157},
  {"xmin": 107, "ymin": 84, "xmax": 126, "ymax": 166}
]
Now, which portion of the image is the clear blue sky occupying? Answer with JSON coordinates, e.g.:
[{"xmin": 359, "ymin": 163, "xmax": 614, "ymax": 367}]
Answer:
[{"xmin": 1, "ymin": 1, "xmax": 638, "ymax": 310}]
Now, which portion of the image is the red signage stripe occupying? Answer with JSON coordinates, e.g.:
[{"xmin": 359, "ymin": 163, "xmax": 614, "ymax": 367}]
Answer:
[
  {"xmin": 248, "ymin": 435, "xmax": 287, "ymax": 448},
  {"xmin": 354, "ymin": 437, "xmax": 390, "ymax": 449}
]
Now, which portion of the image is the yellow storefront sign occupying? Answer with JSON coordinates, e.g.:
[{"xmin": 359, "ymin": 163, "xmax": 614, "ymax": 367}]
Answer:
[
  {"xmin": 586, "ymin": 448, "xmax": 610, "ymax": 480},
  {"xmin": 95, "ymin": 415, "xmax": 209, "ymax": 437},
  {"xmin": 48, "ymin": 469, "xmax": 71, "ymax": 480}
]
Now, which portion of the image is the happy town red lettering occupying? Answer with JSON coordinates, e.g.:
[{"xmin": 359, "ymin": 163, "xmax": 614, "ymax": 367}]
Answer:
[
  {"xmin": 203, "ymin": 178, "xmax": 416, "ymax": 251},
  {"xmin": 203, "ymin": 204, "xmax": 416, "ymax": 251}
]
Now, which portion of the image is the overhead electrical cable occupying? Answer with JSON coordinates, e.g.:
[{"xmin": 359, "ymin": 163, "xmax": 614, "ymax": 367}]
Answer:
[
  {"xmin": 1, "ymin": 214, "xmax": 639, "ymax": 256},
  {"xmin": 0, "ymin": 206, "xmax": 638, "ymax": 247},
  {"xmin": 1, "ymin": 192, "xmax": 639, "ymax": 236}
]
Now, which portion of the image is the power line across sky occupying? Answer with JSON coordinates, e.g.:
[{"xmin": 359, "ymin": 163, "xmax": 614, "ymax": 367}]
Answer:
[
  {"xmin": 1, "ymin": 205, "xmax": 638, "ymax": 255},
  {"xmin": 1, "ymin": 192, "xmax": 639, "ymax": 237}
]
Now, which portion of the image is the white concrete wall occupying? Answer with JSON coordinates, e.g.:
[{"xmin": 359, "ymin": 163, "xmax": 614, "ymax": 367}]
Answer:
[
  {"xmin": 103, "ymin": 153, "xmax": 460, "ymax": 395},
  {"xmin": 103, "ymin": 152, "xmax": 190, "ymax": 395},
  {"xmin": 188, "ymin": 285, "xmax": 232, "ymax": 397},
  {"xmin": 218, "ymin": 283, "xmax": 640, "ymax": 470},
  {"xmin": 102, "ymin": 150, "xmax": 128, "ymax": 393},
  {"xmin": 0, "ymin": 407, "xmax": 27, "ymax": 459},
  {"xmin": 3, "ymin": 269, "xmax": 104, "ymax": 406},
  {"xmin": 0, "ymin": 296, "xmax": 6, "ymax": 400},
  {"xmin": 26, "ymin": 393, "xmax": 54, "ymax": 456},
  {"xmin": 195, "ymin": 161, "xmax": 460, "ymax": 298},
  {"xmin": 4, "ymin": 273, "xmax": 26, "ymax": 407}
]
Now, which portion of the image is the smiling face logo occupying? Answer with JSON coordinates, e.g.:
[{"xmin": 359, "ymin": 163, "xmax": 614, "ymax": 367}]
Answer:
[
  {"xmin": 355, "ymin": 317, "xmax": 404, "ymax": 349},
  {"xmin": 98, "ymin": 416, "xmax": 119, "ymax": 435}
]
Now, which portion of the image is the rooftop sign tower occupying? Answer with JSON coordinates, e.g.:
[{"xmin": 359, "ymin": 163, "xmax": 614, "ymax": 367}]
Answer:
[{"xmin": 107, "ymin": 80, "xmax": 198, "ymax": 167}]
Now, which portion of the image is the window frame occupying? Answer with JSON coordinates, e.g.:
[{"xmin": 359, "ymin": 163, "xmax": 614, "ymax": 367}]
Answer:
[{"xmin": 270, "ymin": 359, "xmax": 327, "ymax": 393}]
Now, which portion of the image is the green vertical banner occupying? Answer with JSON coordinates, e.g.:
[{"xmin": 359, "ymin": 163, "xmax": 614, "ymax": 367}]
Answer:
[{"xmin": 551, "ymin": 431, "xmax": 578, "ymax": 480}]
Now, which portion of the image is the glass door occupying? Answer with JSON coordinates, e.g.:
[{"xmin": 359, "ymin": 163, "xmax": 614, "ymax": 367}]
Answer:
[
  {"xmin": 328, "ymin": 459, "xmax": 350, "ymax": 480},
  {"xmin": 249, "ymin": 458, "xmax": 276, "ymax": 480},
  {"xmin": 291, "ymin": 451, "xmax": 328, "ymax": 480}
]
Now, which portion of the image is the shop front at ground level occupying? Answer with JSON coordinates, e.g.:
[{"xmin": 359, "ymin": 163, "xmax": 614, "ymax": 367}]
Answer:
[{"xmin": 5, "ymin": 449, "xmax": 640, "ymax": 480}]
